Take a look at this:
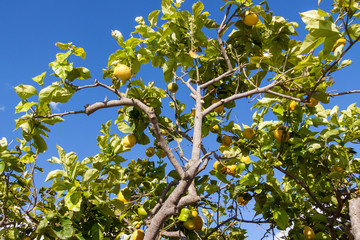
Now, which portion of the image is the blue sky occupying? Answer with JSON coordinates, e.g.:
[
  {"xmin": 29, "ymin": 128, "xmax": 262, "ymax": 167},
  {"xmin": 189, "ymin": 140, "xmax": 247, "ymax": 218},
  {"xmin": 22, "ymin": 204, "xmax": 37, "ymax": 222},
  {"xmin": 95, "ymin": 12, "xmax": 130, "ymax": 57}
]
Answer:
[{"xmin": 1, "ymin": 0, "xmax": 360, "ymax": 239}]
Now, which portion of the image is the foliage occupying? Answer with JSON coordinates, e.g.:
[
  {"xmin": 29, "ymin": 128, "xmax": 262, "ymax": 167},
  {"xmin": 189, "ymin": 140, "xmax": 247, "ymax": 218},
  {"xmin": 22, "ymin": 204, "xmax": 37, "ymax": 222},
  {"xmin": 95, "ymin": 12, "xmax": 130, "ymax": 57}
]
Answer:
[{"xmin": 2, "ymin": 0, "xmax": 360, "ymax": 239}]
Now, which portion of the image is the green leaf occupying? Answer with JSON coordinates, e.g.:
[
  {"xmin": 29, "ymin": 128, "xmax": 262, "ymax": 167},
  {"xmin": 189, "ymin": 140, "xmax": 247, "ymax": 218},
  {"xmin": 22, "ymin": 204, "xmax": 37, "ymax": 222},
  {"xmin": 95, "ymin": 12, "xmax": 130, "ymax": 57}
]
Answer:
[
  {"xmin": 273, "ymin": 209, "xmax": 289, "ymax": 230},
  {"xmin": 55, "ymin": 42, "xmax": 70, "ymax": 50},
  {"xmin": 158, "ymin": 27, "xmax": 173, "ymax": 43},
  {"xmin": 45, "ymin": 169, "xmax": 67, "ymax": 182},
  {"xmin": 33, "ymin": 135, "xmax": 47, "ymax": 153},
  {"xmin": 67, "ymin": 67, "xmax": 92, "ymax": 81},
  {"xmin": 148, "ymin": 10, "xmax": 161, "ymax": 27},
  {"xmin": 73, "ymin": 47, "xmax": 86, "ymax": 59},
  {"xmin": 39, "ymin": 85, "xmax": 57, "ymax": 106},
  {"xmin": 117, "ymin": 121, "xmax": 132, "ymax": 133},
  {"xmin": 65, "ymin": 190, "xmax": 82, "ymax": 212},
  {"xmin": 83, "ymin": 168, "xmax": 99, "ymax": 182},
  {"xmin": 192, "ymin": 1, "xmax": 204, "ymax": 18},
  {"xmin": 32, "ymin": 72, "xmax": 46, "ymax": 85},
  {"xmin": 112, "ymin": 30, "xmax": 125, "ymax": 48},
  {"xmin": 15, "ymin": 101, "xmax": 36, "ymax": 113},
  {"xmin": 0, "ymin": 161, "xmax": 5, "ymax": 174},
  {"xmin": 14, "ymin": 84, "xmax": 38, "ymax": 100},
  {"xmin": 41, "ymin": 116, "xmax": 64, "ymax": 125},
  {"xmin": 348, "ymin": 24, "xmax": 360, "ymax": 40},
  {"xmin": 52, "ymin": 85, "xmax": 76, "ymax": 103},
  {"xmin": 298, "ymin": 33, "xmax": 324, "ymax": 54},
  {"xmin": 163, "ymin": 57, "xmax": 176, "ymax": 83}
]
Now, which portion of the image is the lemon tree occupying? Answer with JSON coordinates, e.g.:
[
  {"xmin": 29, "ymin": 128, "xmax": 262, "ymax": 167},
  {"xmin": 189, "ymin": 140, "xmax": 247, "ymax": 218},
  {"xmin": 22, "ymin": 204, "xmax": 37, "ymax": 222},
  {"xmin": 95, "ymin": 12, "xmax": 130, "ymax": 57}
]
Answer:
[{"xmin": 3, "ymin": 0, "xmax": 360, "ymax": 239}]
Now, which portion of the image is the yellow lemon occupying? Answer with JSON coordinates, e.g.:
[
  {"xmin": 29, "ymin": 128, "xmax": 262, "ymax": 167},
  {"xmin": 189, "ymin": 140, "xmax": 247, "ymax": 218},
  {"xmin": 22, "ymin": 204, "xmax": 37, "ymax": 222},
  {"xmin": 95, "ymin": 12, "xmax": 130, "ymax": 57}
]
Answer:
[
  {"xmin": 274, "ymin": 127, "xmax": 290, "ymax": 143},
  {"xmin": 289, "ymin": 101, "xmax": 297, "ymax": 111},
  {"xmin": 237, "ymin": 196, "xmax": 248, "ymax": 206},
  {"xmin": 118, "ymin": 190, "xmax": 130, "ymax": 203},
  {"xmin": 303, "ymin": 226, "xmax": 315, "ymax": 240},
  {"xmin": 133, "ymin": 229, "xmax": 144, "ymax": 240},
  {"xmin": 168, "ymin": 82, "xmax": 179, "ymax": 93},
  {"xmin": 243, "ymin": 128, "xmax": 255, "ymax": 140},
  {"xmin": 306, "ymin": 97, "xmax": 319, "ymax": 107},
  {"xmin": 226, "ymin": 165, "xmax": 237, "ymax": 176},
  {"xmin": 222, "ymin": 135, "xmax": 232, "ymax": 146},
  {"xmin": 332, "ymin": 38, "xmax": 346, "ymax": 51},
  {"xmin": 243, "ymin": 11, "xmax": 259, "ymax": 26},
  {"xmin": 122, "ymin": 134, "xmax": 136, "ymax": 148},
  {"xmin": 145, "ymin": 147, "xmax": 155, "ymax": 157},
  {"xmin": 241, "ymin": 156, "xmax": 251, "ymax": 164},
  {"xmin": 113, "ymin": 64, "xmax": 131, "ymax": 81},
  {"xmin": 210, "ymin": 124, "xmax": 220, "ymax": 133}
]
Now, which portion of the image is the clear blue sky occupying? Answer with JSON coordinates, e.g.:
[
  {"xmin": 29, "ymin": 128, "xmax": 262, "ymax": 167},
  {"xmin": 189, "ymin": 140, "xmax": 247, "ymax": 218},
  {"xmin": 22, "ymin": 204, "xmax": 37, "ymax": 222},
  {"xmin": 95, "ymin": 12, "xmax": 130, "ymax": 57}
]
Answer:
[{"xmin": 1, "ymin": 0, "xmax": 360, "ymax": 239}]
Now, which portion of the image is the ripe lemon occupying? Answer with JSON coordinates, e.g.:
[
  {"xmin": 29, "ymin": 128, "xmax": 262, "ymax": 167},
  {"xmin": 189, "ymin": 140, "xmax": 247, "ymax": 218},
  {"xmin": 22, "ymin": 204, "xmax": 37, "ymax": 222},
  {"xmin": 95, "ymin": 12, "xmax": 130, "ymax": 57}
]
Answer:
[
  {"xmin": 226, "ymin": 165, "xmax": 237, "ymax": 176},
  {"xmin": 132, "ymin": 229, "xmax": 144, "ymax": 240},
  {"xmin": 306, "ymin": 97, "xmax": 319, "ymax": 107},
  {"xmin": 243, "ymin": 128, "xmax": 255, "ymax": 140},
  {"xmin": 145, "ymin": 147, "xmax": 155, "ymax": 157},
  {"xmin": 210, "ymin": 124, "xmax": 220, "ymax": 133},
  {"xmin": 23, "ymin": 237, "xmax": 31, "ymax": 240},
  {"xmin": 213, "ymin": 161, "xmax": 226, "ymax": 172},
  {"xmin": 241, "ymin": 156, "xmax": 251, "ymax": 164},
  {"xmin": 237, "ymin": 196, "xmax": 248, "ymax": 206},
  {"xmin": 332, "ymin": 38, "xmax": 346, "ymax": 51},
  {"xmin": 168, "ymin": 82, "xmax": 179, "ymax": 93},
  {"xmin": 243, "ymin": 11, "xmax": 259, "ymax": 26},
  {"xmin": 274, "ymin": 127, "xmax": 290, "ymax": 143},
  {"xmin": 289, "ymin": 101, "xmax": 297, "ymax": 111},
  {"xmin": 184, "ymin": 219, "xmax": 196, "ymax": 230},
  {"xmin": 222, "ymin": 135, "xmax": 232, "ymax": 146},
  {"xmin": 118, "ymin": 190, "xmax": 130, "ymax": 203},
  {"xmin": 193, "ymin": 215, "xmax": 203, "ymax": 230},
  {"xmin": 113, "ymin": 64, "xmax": 131, "ymax": 81},
  {"xmin": 122, "ymin": 134, "xmax": 136, "ymax": 148},
  {"xmin": 212, "ymin": 99, "xmax": 224, "ymax": 114},
  {"xmin": 191, "ymin": 210, "xmax": 198, "ymax": 217},
  {"xmin": 303, "ymin": 226, "xmax": 315, "ymax": 240}
]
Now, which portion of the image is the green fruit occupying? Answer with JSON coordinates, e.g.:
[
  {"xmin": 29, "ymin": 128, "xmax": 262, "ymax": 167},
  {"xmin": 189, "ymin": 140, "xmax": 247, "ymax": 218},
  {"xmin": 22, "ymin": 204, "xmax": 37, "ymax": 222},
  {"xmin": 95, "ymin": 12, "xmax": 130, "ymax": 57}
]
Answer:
[
  {"xmin": 184, "ymin": 219, "xmax": 196, "ymax": 230},
  {"xmin": 168, "ymin": 82, "xmax": 179, "ymax": 93},
  {"xmin": 137, "ymin": 207, "xmax": 147, "ymax": 216}
]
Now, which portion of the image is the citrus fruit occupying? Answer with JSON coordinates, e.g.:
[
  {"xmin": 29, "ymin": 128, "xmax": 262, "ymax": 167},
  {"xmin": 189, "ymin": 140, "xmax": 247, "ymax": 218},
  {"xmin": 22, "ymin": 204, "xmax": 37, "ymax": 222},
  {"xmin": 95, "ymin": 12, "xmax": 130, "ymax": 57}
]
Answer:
[
  {"xmin": 306, "ymin": 97, "xmax": 319, "ymax": 107},
  {"xmin": 213, "ymin": 161, "xmax": 226, "ymax": 172},
  {"xmin": 122, "ymin": 134, "xmax": 136, "ymax": 148},
  {"xmin": 184, "ymin": 219, "xmax": 196, "ymax": 230},
  {"xmin": 222, "ymin": 135, "xmax": 232, "ymax": 146},
  {"xmin": 118, "ymin": 190, "xmax": 130, "ymax": 203},
  {"xmin": 243, "ymin": 128, "xmax": 255, "ymax": 140},
  {"xmin": 23, "ymin": 237, "xmax": 31, "ymax": 240},
  {"xmin": 138, "ymin": 207, "xmax": 147, "ymax": 217},
  {"xmin": 168, "ymin": 82, "xmax": 179, "ymax": 93},
  {"xmin": 113, "ymin": 64, "xmax": 131, "ymax": 81},
  {"xmin": 193, "ymin": 215, "xmax": 203, "ymax": 230},
  {"xmin": 241, "ymin": 156, "xmax": 251, "ymax": 164},
  {"xmin": 237, "ymin": 196, "xmax": 248, "ymax": 206},
  {"xmin": 226, "ymin": 165, "xmax": 237, "ymax": 176},
  {"xmin": 332, "ymin": 38, "xmax": 346, "ymax": 51},
  {"xmin": 145, "ymin": 147, "xmax": 155, "ymax": 157},
  {"xmin": 243, "ymin": 10, "xmax": 259, "ymax": 26},
  {"xmin": 210, "ymin": 124, "xmax": 220, "ymax": 133},
  {"xmin": 133, "ymin": 229, "xmax": 144, "ymax": 240},
  {"xmin": 303, "ymin": 226, "xmax": 315, "ymax": 240},
  {"xmin": 191, "ymin": 210, "xmax": 198, "ymax": 217},
  {"xmin": 289, "ymin": 101, "xmax": 297, "ymax": 111},
  {"xmin": 274, "ymin": 126, "xmax": 290, "ymax": 143},
  {"xmin": 212, "ymin": 99, "xmax": 224, "ymax": 114}
]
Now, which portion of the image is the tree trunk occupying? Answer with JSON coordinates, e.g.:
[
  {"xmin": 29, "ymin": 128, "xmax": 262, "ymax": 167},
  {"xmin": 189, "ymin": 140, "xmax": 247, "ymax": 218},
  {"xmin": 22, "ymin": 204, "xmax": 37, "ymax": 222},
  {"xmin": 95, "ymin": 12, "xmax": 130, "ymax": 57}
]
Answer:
[{"xmin": 349, "ymin": 198, "xmax": 360, "ymax": 240}]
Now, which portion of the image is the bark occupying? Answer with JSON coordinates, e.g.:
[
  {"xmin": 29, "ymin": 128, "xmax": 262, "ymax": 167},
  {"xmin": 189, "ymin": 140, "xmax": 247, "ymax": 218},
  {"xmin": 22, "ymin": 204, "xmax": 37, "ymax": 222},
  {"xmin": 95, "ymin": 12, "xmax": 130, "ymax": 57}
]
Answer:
[{"xmin": 349, "ymin": 198, "xmax": 360, "ymax": 240}]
